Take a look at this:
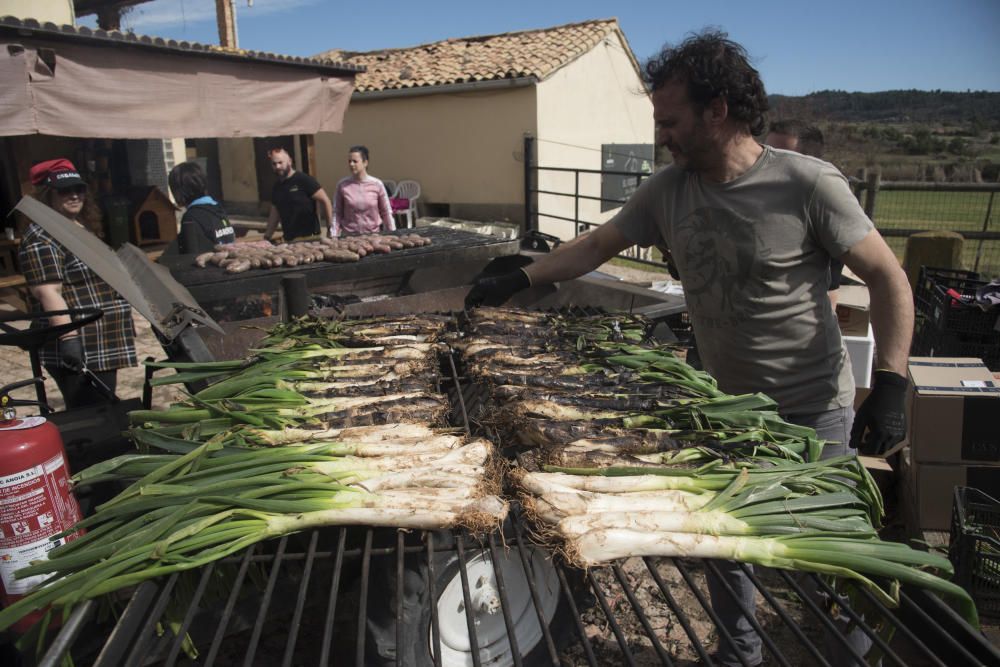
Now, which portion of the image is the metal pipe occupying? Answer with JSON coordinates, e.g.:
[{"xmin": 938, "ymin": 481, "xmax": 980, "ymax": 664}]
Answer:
[
  {"xmin": 92, "ymin": 582, "xmax": 161, "ymax": 667},
  {"xmin": 586, "ymin": 568, "xmax": 638, "ymax": 666},
  {"xmin": 737, "ymin": 563, "xmax": 829, "ymax": 667},
  {"xmin": 318, "ymin": 528, "xmax": 348, "ymax": 666},
  {"xmin": 486, "ymin": 532, "xmax": 524, "ymax": 667},
  {"xmin": 164, "ymin": 563, "xmax": 216, "ymax": 666},
  {"xmin": 610, "ymin": 563, "xmax": 675, "ymax": 665},
  {"xmin": 123, "ymin": 573, "xmax": 182, "ymax": 667},
  {"xmin": 454, "ymin": 532, "xmax": 484, "ymax": 667},
  {"xmin": 204, "ymin": 545, "xmax": 257, "ymax": 665},
  {"xmin": 281, "ymin": 273, "xmax": 310, "ymax": 320},
  {"xmin": 244, "ymin": 535, "xmax": 289, "ymax": 666},
  {"xmin": 39, "ymin": 600, "xmax": 96, "ymax": 667},
  {"xmin": 396, "ymin": 531, "xmax": 405, "ymax": 667},
  {"xmin": 355, "ymin": 529, "xmax": 374, "ymax": 667},
  {"xmin": 973, "ymin": 189, "xmax": 995, "ymax": 272},
  {"xmin": 642, "ymin": 557, "xmax": 712, "ymax": 665},
  {"xmin": 282, "ymin": 530, "xmax": 319, "ymax": 667},
  {"xmin": 426, "ymin": 532, "xmax": 444, "ymax": 667}
]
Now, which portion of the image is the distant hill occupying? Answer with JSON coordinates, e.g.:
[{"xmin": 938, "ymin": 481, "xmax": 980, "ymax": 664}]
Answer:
[{"xmin": 769, "ymin": 90, "xmax": 1000, "ymax": 125}]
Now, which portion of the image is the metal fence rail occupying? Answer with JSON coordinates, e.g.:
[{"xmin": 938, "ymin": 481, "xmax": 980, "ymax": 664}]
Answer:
[
  {"xmin": 523, "ymin": 137, "xmax": 662, "ymax": 268},
  {"xmin": 857, "ymin": 180, "xmax": 1000, "ymax": 278},
  {"xmin": 524, "ymin": 137, "xmax": 1000, "ymax": 278}
]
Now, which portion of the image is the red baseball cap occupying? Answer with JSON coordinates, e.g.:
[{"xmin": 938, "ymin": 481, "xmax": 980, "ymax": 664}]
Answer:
[{"xmin": 29, "ymin": 158, "xmax": 85, "ymax": 189}]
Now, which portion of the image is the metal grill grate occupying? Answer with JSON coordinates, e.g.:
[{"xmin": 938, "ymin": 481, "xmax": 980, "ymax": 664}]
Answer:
[
  {"xmin": 33, "ymin": 323, "xmax": 1000, "ymax": 667},
  {"xmin": 158, "ymin": 227, "xmax": 521, "ymax": 306}
]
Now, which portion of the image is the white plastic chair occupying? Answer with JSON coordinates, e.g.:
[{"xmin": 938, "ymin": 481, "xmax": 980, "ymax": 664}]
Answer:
[
  {"xmin": 382, "ymin": 179, "xmax": 397, "ymax": 197},
  {"xmin": 392, "ymin": 180, "xmax": 421, "ymax": 229}
]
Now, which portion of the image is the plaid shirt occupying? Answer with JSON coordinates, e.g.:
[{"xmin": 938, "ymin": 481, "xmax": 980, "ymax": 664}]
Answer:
[{"xmin": 18, "ymin": 223, "xmax": 137, "ymax": 371}]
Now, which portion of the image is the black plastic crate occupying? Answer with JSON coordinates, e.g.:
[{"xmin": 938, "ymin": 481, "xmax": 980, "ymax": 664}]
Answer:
[
  {"xmin": 912, "ymin": 319, "xmax": 1000, "ymax": 370},
  {"xmin": 950, "ymin": 487, "xmax": 1000, "ymax": 619},
  {"xmin": 915, "ymin": 266, "xmax": 1000, "ymax": 338}
]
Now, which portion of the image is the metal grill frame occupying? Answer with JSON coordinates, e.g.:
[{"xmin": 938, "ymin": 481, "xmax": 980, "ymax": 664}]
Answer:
[
  {"xmin": 157, "ymin": 227, "xmax": 521, "ymax": 305},
  {"xmin": 33, "ymin": 316, "xmax": 1000, "ymax": 667}
]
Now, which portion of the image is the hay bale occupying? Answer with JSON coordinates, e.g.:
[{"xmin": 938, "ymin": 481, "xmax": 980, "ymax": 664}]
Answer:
[{"xmin": 903, "ymin": 231, "xmax": 964, "ymax": 289}]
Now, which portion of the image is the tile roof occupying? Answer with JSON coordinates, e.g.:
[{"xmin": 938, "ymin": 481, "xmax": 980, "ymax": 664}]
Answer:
[
  {"xmin": 316, "ymin": 18, "xmax": 633, "ymax": 94},
  {"xmin": 0, "ymin": 15, "xmax": 363, "ymax": 74}
]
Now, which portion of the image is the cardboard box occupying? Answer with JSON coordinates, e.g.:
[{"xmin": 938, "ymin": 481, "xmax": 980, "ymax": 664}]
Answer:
[
  {"xmin": 836, "ymin": 285, "xmax": 871, "ymax": 337},
  {"xmin": 907, "ymin": 357, "xmax": 1000, "ymax": 464},
  {"xmin": 909, "ymin": 461, "xmax": 1000, "ymax": 530}
]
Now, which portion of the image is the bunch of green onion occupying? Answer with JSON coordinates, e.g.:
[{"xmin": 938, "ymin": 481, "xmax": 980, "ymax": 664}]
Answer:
[
  {"xmin": 0, "ymin": 315, "xmax": 501, "ymax": 634},
  {"xmin": 513, "ymin": 457, "xmax": 978, "ymax": 628},
  {"xmin": 0, "ymin": 428, "xmax": 507, "ymax": 633}
]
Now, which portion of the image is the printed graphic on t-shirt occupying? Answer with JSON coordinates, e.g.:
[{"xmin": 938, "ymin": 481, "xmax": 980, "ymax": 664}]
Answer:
[{"xmin": 675, "ymin": 207, "xmax": 770, "ymax": 327}]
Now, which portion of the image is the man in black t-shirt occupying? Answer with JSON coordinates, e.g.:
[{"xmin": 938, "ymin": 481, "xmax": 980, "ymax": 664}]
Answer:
[{"xmin": 265, "ymin": 147, "xmax": 334, "ymax": 242}]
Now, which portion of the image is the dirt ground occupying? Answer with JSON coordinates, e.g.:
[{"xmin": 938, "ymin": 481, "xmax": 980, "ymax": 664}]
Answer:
[{"xmin": 0, "ymin": 303, "xmax": 183, "ymax": 411}]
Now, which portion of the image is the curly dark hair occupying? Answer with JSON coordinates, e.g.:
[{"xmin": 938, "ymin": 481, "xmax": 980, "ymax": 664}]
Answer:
[{"xmin": 643, "ymin": 29, "xmax": 769, "ymax": 136}]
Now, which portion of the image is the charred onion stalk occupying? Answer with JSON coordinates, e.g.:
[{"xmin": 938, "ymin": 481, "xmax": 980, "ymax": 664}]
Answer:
[
  {"xmin": 469, "ymin": 309, "xmax": 977, "ymax": 626},
  {"xmin": 136, "ymin": 317, "xmax": 450, "ymax": 433},
  {"xmin": 464, "ymin": 308, "xmax": 824, "ymax": 463}
]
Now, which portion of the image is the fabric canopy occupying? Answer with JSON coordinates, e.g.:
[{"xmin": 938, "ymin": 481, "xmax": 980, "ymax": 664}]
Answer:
[{"xmin": 0, "ymin": 39, "xmax": 355, "ymax": 138}]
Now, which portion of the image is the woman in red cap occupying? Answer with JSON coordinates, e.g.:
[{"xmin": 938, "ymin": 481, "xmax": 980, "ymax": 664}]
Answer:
[{"xmin": 17, "ymin": 158, "xmax": 136, "ymax": 408}]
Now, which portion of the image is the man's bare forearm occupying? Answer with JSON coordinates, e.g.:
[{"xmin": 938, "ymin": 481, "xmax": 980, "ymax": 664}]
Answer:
[
  {"xmin": 264, "ymin": 208, "xmax": 280, "ymax": 240},
  {"xmin": 524, "ymin": 224, "xmax": 632, "ymax": 285},
  {"xmin": 867, "ymin": 269, "xmax": 913, "ymax": 375},
  {"xmin": 841, "ymin": 230, "xmax": 914, "ymax": 376}
]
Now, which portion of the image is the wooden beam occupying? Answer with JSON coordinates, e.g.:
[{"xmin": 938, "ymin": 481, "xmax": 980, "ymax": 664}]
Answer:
[
  {"xmin": 215, "ymin": 0, "xmax": 237, "ymax": 48},
  {"xmin": 304, "ymin": 135, "xmax": 317, "ymax": 177}
]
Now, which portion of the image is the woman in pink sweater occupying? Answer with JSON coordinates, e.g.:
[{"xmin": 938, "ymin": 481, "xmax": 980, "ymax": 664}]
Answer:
[{"xmin": 331, "ymin": 145, "xmax": 395, "ymax": 237}]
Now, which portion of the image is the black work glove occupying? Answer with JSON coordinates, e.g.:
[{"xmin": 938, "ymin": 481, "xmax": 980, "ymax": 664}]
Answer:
[
  {"xmin": 57, "ymin": 336, "xmax": 84, "ymax": 372},
  {"xmin": 465, "ymin": 268, "xmax": 531, "ymax": 309},
  {"xmin": 849, "ymin": 370, "xmax": 908, "ymax": 455}
]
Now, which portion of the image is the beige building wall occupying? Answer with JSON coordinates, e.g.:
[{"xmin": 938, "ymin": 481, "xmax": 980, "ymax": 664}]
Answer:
[
  {"xmin": 0, "ymin": 0, "xmax": 74, "ymax": 24},
  {"xmin": 315, "ymin": 85, "xmax": 537, "ymax": 223},
  {"xmin": 217, "ymin": 137, "xmax": 258, "ymax": 207},
  {"xmin": 534, "ymin": 34, "xmax": 652, "ymax": 239}
]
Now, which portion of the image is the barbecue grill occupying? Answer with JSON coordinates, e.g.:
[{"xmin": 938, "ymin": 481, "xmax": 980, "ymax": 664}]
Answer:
[
  {"xmin": 27, "ymin": 314, "xmax": 1000, "ymax": 667},
  {"xmin": 157, "ymin": 226, "xmax": 522, "ymax": 308},
  {"xmin": 10, "ymin": 200, "xmax": 996, "ymax": 666}
]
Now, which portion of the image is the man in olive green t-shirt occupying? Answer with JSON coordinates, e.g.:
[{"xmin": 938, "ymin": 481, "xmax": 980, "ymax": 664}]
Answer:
[{"xmin": 467, "ymin": 30, "xmax": 913, "ymax": 666}]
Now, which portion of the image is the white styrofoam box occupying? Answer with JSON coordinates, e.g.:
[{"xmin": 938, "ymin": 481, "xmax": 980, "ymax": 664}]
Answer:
[{"xmin": 844, "ymin": 323, "xmax": 875, "ymax": 389}]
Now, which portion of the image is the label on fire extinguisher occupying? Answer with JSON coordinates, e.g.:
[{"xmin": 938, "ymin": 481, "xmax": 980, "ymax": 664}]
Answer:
[
  {"xmin": 0, "ymin": 453, "xmax": 82, "ymax": 595},
  {"xmin": 0, "ymin": 416, "xmax": 46, "ymax": 431}
]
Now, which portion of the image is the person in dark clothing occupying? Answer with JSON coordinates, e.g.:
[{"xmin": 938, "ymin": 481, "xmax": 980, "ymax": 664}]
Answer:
[
  {"xmin": 264, "ymin": 147, "xmax": 333, "ymax": 242},
  {"xmin": 168, "ymin": 161, "xmax": 235, "ymax": 255},
  {"xmin": 19, "ymin": 158, "xmax": 137, "ymax": 408}
]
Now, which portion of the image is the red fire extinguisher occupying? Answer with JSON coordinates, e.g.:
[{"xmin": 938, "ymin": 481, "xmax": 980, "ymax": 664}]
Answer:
[{"xmin": 0, "ymin": 379, "xmax": 84, "ymax": 633}]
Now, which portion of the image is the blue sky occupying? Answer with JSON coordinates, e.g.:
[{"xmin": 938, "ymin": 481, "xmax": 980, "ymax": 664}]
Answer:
[{"xmin": 79, "ymin": 0, "xmax": 999, "ymax": 95}]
